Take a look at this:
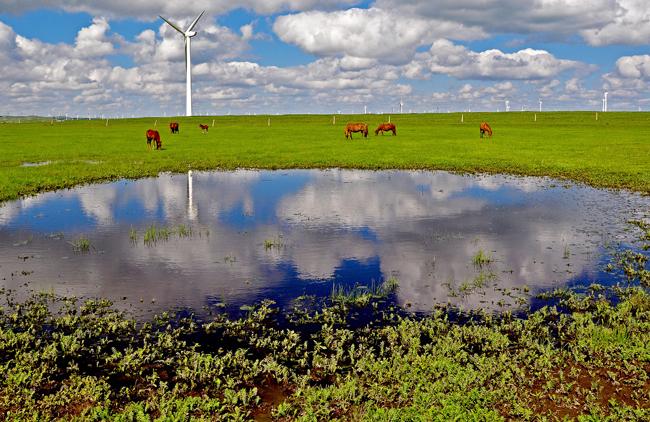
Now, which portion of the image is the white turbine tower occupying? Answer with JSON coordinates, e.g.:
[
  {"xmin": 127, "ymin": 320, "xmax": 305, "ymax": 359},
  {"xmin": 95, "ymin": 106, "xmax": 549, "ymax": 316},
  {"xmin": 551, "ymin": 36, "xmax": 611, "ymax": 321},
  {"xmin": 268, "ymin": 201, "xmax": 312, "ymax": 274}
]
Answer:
[
  {"xmin": 399, "ymin": 98, "xmax": 404, "ymax": 113},
  {"xmin": 187, "ymin": 170, "xmax": 197, "ymax": 221},
  {"xmin": 539, "ymin": 99, "xmax": 542, "ymax": 112},
  {"xmin": 602, "ymin": 91, "xmax": 608, "ymax": 112},
  {"xmin": 505, "ymin": 100, "xmax": 510, "ymax": 112},
  {"xmin": 160, "ymin": 11, "xmax": 205, "ymax": 117}
]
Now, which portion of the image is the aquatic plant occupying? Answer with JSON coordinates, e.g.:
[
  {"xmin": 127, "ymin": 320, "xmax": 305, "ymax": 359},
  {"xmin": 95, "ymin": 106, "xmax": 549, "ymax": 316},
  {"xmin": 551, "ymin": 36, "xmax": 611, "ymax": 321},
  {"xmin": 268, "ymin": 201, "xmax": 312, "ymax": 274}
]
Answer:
[
  {"xmin": 176, "ymin": 224, "xmax": 192, "ymax": 238},
  {"xmin": 143, "ymin": 225, "xmax": 171, "ymax": 245},
  {"xmin": 264, "ymin": 236, "xmax": 285, "ymax": 250},
  {"xmin": 629, "ymin": 219, "xmax": 650, "ymax": 250},
  {"xmin": 136, "ymin": 224, "xmax": 197, "ymax": 246},
  {"xmin": 330, "ymin": 278, "xmax": 398, "ymax": 306},
  {"xmin": 68, "ymin": 236, "xmax": 93, "ymax": 253},
  {"xmin": 457, "ymin": 271, "xmax": 498, "ymax": 297},
  {"xmin": 383, "ymin": 277, "xmax": 399, "ymax": 292},
  {"xmin": 472, "ymin": 249, "xmax": 492, "ymax": 267},
  {"xmin": 128, "ymin": 226, "xmax": 137, "ymax": 244},
  {"xmin": 618, "ymin": 249, "xmax": 650, "ymax": 287}
]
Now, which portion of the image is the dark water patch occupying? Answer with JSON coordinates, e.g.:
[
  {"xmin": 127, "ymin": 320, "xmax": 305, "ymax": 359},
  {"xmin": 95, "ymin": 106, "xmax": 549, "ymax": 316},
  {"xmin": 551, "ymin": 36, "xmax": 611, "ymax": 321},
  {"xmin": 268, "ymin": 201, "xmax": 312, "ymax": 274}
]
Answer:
[{"xmin": 0, "ymin": 169, "xmax": 648, "ymax": 317}]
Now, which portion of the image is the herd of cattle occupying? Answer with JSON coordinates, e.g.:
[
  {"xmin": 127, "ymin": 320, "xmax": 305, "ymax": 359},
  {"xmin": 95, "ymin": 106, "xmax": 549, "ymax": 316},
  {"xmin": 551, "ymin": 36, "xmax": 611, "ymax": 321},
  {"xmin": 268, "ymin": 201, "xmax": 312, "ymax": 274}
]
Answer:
[
  {"xmin": 343, "ymin": 121, "xmax": 493, "ymax": 139},
  {"xmin": 145, "ymin": 122, "xmax": 208, "ymax": 150},
  {"xmin": 146, "ymin": 120, "xmax": 493, "ymax": 149}
]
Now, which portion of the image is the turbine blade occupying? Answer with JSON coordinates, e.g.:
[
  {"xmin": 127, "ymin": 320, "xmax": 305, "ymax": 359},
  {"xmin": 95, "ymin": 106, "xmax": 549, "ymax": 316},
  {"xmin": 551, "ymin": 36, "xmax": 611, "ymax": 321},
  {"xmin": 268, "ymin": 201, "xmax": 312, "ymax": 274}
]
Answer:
[
  {"xmin": 186, "ymin": 10, "xmax": 205, "ymax": 33},
  {"xmin": 159, "ymin": 16, "xmax": 185, "ymax": 34}
]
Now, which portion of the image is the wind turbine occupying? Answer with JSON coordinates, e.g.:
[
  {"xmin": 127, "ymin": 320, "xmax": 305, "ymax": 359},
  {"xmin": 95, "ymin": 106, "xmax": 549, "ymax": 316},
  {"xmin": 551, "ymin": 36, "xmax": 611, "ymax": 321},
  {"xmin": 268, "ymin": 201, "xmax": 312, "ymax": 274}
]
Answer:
[
  {"xmin": 160, "ymin": 11, "xmax": 205, "ymax": 117},
  {"xmin": 539, "ymin": 99, "xmax": 542, "ymax": 112},
  {"xmin": 399, "ymin": 98, "xmax": 404, "ymax": 113},
  {"xmin": 602, "ymin": 91, "xmax": 608, "ymax": 112},
  {"xmin": 505, "ymin": 100, "xmax": 510, "ymax": 112}
]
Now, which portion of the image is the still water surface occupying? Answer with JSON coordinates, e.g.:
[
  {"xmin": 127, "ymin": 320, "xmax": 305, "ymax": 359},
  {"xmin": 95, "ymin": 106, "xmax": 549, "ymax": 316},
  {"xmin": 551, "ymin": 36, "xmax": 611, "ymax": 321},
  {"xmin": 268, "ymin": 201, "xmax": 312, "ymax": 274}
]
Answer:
[{"xmin": 0, "ymin": 170, "xmax": 647, "ymax": 316}]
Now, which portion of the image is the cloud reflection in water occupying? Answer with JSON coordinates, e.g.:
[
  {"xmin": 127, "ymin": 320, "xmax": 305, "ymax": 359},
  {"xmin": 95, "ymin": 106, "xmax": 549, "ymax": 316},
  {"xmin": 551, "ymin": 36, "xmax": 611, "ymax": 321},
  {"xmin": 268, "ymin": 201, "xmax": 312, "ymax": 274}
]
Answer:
[{"xmin": 0, "ymin": 169, "xmax": 647, "ymax": 316}]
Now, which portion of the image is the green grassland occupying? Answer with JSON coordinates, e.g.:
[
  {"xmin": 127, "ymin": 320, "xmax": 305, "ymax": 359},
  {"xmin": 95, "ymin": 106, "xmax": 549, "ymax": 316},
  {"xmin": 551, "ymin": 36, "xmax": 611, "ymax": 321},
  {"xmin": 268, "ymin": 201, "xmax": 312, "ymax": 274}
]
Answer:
[{"xmin": 0, "ymin": 111, "xmax": 649, "ymax": 202}]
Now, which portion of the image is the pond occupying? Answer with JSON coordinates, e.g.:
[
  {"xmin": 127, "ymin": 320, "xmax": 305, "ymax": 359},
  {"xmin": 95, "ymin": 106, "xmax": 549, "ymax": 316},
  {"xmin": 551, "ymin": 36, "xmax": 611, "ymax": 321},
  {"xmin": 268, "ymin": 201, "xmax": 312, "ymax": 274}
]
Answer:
[{"xmin": 0, "ymin": 169, "xmax": 648, "ymax": 316}]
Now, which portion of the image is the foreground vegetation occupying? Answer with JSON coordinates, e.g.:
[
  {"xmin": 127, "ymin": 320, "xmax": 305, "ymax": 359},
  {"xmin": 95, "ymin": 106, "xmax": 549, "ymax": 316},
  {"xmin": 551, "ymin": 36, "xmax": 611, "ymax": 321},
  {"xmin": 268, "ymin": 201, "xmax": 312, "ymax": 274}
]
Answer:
[
  {"xmin": 1, "ymin": 112, "xmax": 649, "ymax": 202},
  {"xmin": 1, "ymin": 283, "xmax": 649, "ymax": 421}
]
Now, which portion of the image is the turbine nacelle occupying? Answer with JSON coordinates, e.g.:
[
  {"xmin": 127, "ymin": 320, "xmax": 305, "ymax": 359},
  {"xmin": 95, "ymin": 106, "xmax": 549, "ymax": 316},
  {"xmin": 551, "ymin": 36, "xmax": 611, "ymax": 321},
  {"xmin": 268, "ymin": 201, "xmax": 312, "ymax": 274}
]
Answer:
[{"xmin": 160, "ymin": 10, "xmax": 204, "ymax": 39}]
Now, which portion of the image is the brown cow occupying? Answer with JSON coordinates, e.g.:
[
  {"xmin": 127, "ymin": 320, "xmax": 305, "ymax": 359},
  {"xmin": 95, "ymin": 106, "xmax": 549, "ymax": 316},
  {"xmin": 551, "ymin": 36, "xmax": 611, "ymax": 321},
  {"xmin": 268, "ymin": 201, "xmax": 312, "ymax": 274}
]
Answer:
[
  {"xmin": 146, "ymin": 129, "xmax": 162, "ymax": 150},
  {"xmin": 199, "ymin": 124, "xmax": 209, "ymax": 134},
  {"xmin": 375, "ymin": 122, "xmax": 396, "ymax": 136},
  {"xmin": 479, "ymin": 122, "xmax": 493, "ymax": 138},
  {"xmin": 169, "ymin": 122, "xmax": 179, "ymax": 134},
  {"xmin": 344, "ymin": 123, "xmax": 368, "ymax": 140}
]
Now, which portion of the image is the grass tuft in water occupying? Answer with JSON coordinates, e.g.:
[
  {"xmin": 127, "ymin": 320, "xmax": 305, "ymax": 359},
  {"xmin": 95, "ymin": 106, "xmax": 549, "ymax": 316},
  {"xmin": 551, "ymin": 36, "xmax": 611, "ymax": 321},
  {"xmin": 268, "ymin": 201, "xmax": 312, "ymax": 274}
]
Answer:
[
  {"xmin": 129, "ymin": 226, "xmax": 137, "ymax": 244},
  {"xmin": 68, "ymin": 236, "xmax": 93, "ymax": 253},
  {"xmin": 472, "ymin": 249, "xmax": 492, "ymax": 267},
  {"xmin": 331, "ymin": 278, "xmax": 399, "ymax": 306},
  {"xmin": 134, "ymin": 224, "xmax": 200, "ymax": 246},
  {"xmin": 264, "ymin": 236, "xmax": 285, "ymax": 250},
  {"xmin": 143, "ymin": 225, "xmax": 159, "ymax": 245},
  {"xmin": 140, "ymin": 224, "xmax": 195, "ymax": 246},
  {"xmin": 383, "ymin": 277, "xmax": 399, "ymax": 292},
  {"xmin": 176, "ymin": 224, "xmax": 192, "ymax": 238}
]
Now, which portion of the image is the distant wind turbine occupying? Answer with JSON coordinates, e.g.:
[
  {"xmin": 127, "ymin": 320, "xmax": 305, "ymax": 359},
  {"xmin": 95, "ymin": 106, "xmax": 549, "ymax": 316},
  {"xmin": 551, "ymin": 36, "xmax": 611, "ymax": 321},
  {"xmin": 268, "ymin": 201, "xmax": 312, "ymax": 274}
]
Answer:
[
  {"xmin": 160, "ymin": 11, "xmax": 205, "ymax": 117},
  {"xmin": 399, "ymin": 98, "xmax": 404, "ymax": 113}
]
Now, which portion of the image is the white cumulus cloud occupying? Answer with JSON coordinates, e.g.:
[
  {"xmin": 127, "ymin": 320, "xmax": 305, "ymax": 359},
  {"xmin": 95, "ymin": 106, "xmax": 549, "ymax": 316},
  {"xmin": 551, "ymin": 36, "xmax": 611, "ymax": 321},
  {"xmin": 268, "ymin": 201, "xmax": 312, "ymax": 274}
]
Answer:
[
  {"xmin": 580, "ymin": 0, "xmax": 650, "ymax": 46},
  {"xmin": 0, "ymin": 0, "xmax": 359, "ymax": 18},
  {"xmin": 615, "ymin": 55, "xmax": 650, "ymax": 80},
  {"xmin": 74, "ymin": 17, "xmax": 115, "ymax": 57},
  {"xmin": 405, "ymin": 39, "xmax": 582, "ymax": 80},
  {"xmin": 273, "ymin": 7, "xmax": 485, "ymax": 64}
]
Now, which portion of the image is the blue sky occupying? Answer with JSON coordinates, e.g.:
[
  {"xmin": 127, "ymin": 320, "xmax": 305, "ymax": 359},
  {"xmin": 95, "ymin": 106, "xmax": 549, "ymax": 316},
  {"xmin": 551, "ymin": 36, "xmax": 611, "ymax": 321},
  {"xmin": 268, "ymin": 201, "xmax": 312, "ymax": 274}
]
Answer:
[{"xmin": 0, "ymin": 1, "xmax": 649, "ymax": 116}]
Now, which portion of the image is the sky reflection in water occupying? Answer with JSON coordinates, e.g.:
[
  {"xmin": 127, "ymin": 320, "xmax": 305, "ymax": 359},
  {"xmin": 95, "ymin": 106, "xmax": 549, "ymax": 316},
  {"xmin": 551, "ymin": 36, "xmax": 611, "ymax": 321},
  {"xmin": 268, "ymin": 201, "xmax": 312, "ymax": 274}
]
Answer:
[{"xmin": 0, "ymin": 169, "xmax": 648, "ymax": 316}]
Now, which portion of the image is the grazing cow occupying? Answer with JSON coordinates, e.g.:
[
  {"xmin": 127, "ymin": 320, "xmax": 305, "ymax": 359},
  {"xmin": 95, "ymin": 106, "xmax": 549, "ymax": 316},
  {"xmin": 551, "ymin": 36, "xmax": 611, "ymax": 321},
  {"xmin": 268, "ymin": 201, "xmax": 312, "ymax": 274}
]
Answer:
[
  {"xmin": 146, "ymin": 129, "xmax": 162, "ymax": 150},
  {"xmin": 479, "ymin": 122, "xmax": 493, "ymax": 138},
  {"xmin": 344, "ymin": 123, "xmax": 368, "ymax": 140},
  {"xmin": 199, "ymin": 124, "xmax": 209, "ymax": 133},
  {"xmin": 375, "ymin": 122, "xmax": 396, "ymax": 136},
  {"xmin": 169, "ymin": 122, "xmax": 179, "ymax": 134}
]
